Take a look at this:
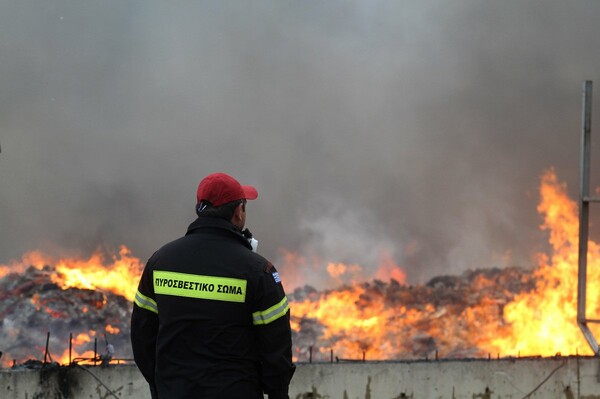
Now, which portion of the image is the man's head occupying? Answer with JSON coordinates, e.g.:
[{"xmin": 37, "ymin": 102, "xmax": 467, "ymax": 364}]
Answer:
[{"xmin": 196, "ymin": 173, "xmax": 258, "ymax": 229}]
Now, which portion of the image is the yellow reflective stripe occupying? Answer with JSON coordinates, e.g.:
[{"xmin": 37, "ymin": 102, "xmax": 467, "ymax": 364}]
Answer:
[
  {"xmin": 134, "ymin": 290, "xmax": 158, "ymax": 314},
  {"xmin": 253, "ymin": 296, "xmax": 289, "ymax": 325},
  {"xmin": 153, "ymin": 270, "xmax": 247, "ymax": 303}
]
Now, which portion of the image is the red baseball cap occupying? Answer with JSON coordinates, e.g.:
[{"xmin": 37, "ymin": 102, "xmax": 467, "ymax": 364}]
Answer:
[{"xmin": 196, "ymin": 173, "xmax": 258, "ymax": 207}]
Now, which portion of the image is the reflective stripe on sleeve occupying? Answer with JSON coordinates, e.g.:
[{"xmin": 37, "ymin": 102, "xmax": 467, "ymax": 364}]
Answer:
[
  {"xmin": 134, "ymin": 290, "xmax": 158, "ymax": 314},
  {"xmin": 153, "ymin": 270, "xmax": 247, "ymax": 303},
  {"xmin": 252, "ymin": 296, "xmax": 289, "ymax": 325}
]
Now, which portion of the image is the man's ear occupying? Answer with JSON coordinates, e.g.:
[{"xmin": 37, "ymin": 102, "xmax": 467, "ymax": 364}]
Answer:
[{"xmin": 233, "ymin": 202, "xmax": 244, "ymax": 221}]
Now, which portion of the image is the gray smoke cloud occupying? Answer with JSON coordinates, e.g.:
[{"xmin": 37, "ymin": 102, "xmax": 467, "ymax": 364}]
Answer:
[{"xmin": 1, "ymin": 1, "xmax": 600, "ymax": 288}]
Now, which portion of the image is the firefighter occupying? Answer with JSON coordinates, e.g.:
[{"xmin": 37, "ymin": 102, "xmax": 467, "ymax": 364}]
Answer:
[{"xmin": 131, "ymin": 172, "xmax": 295, "ymax": 399}]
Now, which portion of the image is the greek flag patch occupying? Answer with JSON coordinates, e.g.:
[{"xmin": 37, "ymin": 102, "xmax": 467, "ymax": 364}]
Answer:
[{"xmin": 272, "ymin": 272, "xmax": 281, "ymax": 284}]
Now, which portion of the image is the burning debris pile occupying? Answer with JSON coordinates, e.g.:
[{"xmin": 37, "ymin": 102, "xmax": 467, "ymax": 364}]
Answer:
[
  {"xmin": 0, "ymin": 265, "xmax": 133, "ymax": 367},
  {"xmin": 0, "ymin": 169, "xmax": 598, "ymax": 367},
  {"xmin": 289, "ymin": 169, "xmax": 600, "ymax": 362},
  {"xmin": 0, "ymin": 261, "xmax": 537, "ymax": 367},
  {"xmin": 290, "ymin": 266, "xmax": 537, "ymax": 362}
]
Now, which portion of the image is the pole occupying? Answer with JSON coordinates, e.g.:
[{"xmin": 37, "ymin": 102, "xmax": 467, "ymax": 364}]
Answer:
[
  {"xmin": 44, "ymin": 332, "xmax": 50, "ymax": 365},
  {"xmin": 577, "ymin": 80, "xmax": 600, "ymax": 355}
]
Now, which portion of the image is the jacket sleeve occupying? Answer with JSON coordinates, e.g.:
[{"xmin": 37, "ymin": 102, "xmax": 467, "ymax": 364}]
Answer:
[
  {"xmin": 251, "ymin": 261, "xmax": 296, "ymax": 399},
  {"xmin": 130, "ymin": 257, "xmax": 159, "ymax": 394}
]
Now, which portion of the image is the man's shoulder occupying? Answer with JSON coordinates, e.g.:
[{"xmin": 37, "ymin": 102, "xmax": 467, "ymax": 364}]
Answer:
[
  {"xmin": 145, "ymin": 236, "xmax": 193, "ymax": 264},
  {"xmin": 158, "ymin": 232, "xmax": 206, "ymax": 252},
  {"xmin": 233, "ymin": 250, "xmax": 271, "ymax": 274}
]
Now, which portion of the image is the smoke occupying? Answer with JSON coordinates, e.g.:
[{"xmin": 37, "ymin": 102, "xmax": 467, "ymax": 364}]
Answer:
[{"xmin": 1, "ymin": 1, "xmax": 600, "ymax": 286}]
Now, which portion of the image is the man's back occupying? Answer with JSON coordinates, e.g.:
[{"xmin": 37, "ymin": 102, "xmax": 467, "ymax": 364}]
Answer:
[
  {"xmin": 132, "ymin": 173, "xmax": 294, "ymax": 399},
  {"xmin": 132, "ymin": 217, "xmax": 293, "ymax": 399},
  {"xmin": 152, "ymin": 219, "xmax": 265, "ymax": 397}
]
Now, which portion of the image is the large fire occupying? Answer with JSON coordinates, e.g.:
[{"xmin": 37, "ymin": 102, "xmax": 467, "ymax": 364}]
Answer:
[
  {"xmin": 0, "ymin": 246, "xmax": 143, "ymax": 367},
  {"xmin": 489, "ymin": 169, "xmax": 600, "ymax": 356},
  {"xmin": 0, "ymin": 168, "xmax": 597, "ymax": 367},
  {"xmin": 289, "ymin": 168, "xmax": 600, "ymax": 361},
  {"xmin": 0, "ymin": 245, "xmax": 142, "ymax": 302}
]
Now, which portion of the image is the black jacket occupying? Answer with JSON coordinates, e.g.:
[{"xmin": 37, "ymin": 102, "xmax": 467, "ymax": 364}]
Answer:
[{"xmin": 131, "ymin": 217, "xmax": 295, "ymax": 399}]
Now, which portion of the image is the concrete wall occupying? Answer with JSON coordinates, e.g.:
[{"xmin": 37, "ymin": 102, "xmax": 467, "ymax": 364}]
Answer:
[{"xmin": 2, "ymin": 357, "xmax": 600, "ymax": 398}]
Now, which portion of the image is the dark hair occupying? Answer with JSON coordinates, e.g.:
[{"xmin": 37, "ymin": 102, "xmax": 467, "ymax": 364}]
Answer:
[{"xmin": 196, "ymin": 199, "xmax": 245, "ymax": 220}]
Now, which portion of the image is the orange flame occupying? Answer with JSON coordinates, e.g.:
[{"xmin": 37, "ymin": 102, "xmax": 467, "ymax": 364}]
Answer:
[
  {"xmin": 487, "ymin": 169, "xmax": 600, "ymax": 356},
  {"xmin": 54, "ymin": 333, "xmax": 97, "ymax": 365},
  {"xmin": 373, "ymin": 250, "xmax": 407, "ymax": 284},
  {"xmin": 105, "ymin": 324, "xmax": 120, "ymax": 334},
  {"xmin": 0, "ymin": 246, "xmax": 143, "ymax": 367},
  {"xmin": 0, "ymin": 245, "xmax": 143, "ymax": 301},
  {"xmin": 288, "ymin": 169, "xmax": 600, "ymax": 360}
]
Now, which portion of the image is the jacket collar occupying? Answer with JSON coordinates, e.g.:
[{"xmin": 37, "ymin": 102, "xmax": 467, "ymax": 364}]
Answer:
[{"xmin": 185, "ymin": 217, "xmax": 252, "ymax": 249}]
